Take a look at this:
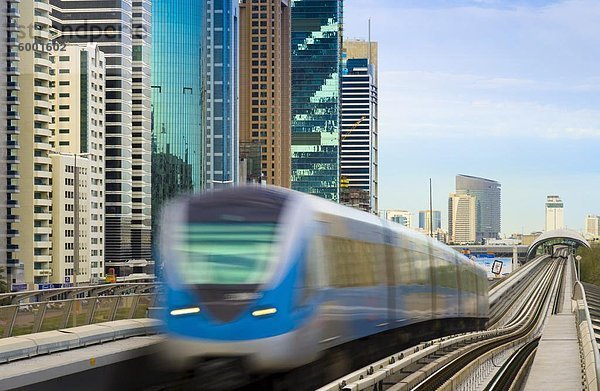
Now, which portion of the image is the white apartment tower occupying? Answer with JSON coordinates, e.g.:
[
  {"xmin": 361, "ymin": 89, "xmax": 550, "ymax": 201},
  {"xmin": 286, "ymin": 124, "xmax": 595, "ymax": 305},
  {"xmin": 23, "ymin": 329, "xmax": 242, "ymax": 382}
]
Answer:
[
  {"xmin": 585, "ymin": 215, "xmax": 599, "ymax": 237},
  {"xmin": 448, "ymin": 193, "xmax": 477, "ymax": 244},
  {"xmin": 50, "ymin": 44, "xmax": 106, "ymax": 283},
  {"xmin": 14, "ymin": 0, "xmax": 55, "ymax": 288},
  {"xmin": 545, "ymin": 195, "xmax": 564, "ymax": 231}
]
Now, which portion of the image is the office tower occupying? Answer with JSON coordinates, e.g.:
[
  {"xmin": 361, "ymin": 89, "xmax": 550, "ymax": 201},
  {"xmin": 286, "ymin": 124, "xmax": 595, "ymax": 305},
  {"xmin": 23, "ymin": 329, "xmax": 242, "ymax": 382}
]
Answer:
[
  {"xmin": 448, "ymin": 193, "xmax": 477, "ymax": 244},
  {"xmin": 204, "ymin": 0, "xmax": 239, "ymax": 189},
  {"xmin": 151, "ymin": 0, "xmax": 205, "ymax": 238},
  {"xmin": 50, "ymin": 44, "xmax": 106, "ymax": 283},
  {"xmin": 384, "ymin": 210, "xmax": 412, "ymax": 228},
  {"xmin": 419, "ymin": 210, "xmax": 442, "ymax": 232},
  {"xmin": 51, "ymin": 0, "xmax": 153, "ymax": 273},
  {"xmin": 340, "ymin": 39, "xmax": 378, "ymax": 213},
  {"xmin": 239, "ymin": 0, "xmax": 291, "ymax": 187},
  {"xmin": 291, "ymin": 0, "xmax": 343, "ymax": 201},
  {"xmin": 14, "ymin": 0, "xmax": 54, "ymax": 288},
  {"xmin": 585, "ymin": 215, "xmax": 600, "ymax": 237},
  {"xmin": 456, "ymin": 174, "xmax": 501, "ymax": 242},
  {"xmin": 545, "ymin": 195, "xmax": 564, "ymax": 231},
  {"xmin": 131, "ymin": 0, "xmax": 152, "ymax": 261}
]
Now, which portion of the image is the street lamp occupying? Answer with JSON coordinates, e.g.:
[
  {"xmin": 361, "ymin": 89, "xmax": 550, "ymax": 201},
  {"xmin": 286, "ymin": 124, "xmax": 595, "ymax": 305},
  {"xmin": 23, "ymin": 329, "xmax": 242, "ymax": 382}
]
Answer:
[{"xmin": 576, "ymin": 255, "xmax": 582, "ymax": 281}]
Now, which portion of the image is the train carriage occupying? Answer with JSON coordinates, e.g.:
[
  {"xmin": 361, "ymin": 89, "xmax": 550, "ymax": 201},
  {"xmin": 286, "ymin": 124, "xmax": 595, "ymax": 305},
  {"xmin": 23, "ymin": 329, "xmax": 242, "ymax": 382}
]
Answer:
[{"xmin": 159, "ymin": 186, "xmax": 488, "ymax": 373}]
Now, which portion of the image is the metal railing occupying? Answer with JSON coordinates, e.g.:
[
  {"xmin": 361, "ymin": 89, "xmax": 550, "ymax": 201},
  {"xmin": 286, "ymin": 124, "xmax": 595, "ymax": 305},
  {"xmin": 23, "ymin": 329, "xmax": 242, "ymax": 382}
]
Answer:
[
  {"xmin": 0, "ymin": 283, "xmax": 161, "ymax": 338},
  {"xmin": 572, "ymin": 255, "xmax": 600, "ymax": 391}
]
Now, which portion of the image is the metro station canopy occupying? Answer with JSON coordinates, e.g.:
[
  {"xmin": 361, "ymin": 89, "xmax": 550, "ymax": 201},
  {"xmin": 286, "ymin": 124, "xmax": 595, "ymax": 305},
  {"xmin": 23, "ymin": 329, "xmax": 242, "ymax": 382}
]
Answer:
[{"xmin": 527, "ymin": 229, "xmax": 591, "ymax": 260}]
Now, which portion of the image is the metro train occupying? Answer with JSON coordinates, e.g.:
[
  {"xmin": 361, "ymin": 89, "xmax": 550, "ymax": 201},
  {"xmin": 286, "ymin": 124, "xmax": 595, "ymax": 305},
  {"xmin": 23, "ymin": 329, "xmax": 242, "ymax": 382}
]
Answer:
[{"xmin": 158, "ymin": 186, "xmax": 488, "ymax": 374}]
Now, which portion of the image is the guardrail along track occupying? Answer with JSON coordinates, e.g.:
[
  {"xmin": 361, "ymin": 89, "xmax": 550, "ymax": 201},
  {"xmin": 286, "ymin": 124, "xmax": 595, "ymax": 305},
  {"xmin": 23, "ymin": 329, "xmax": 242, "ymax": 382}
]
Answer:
[{"xmin": 318, "ymin": 257, "xmax": 563, "ymax": 391}]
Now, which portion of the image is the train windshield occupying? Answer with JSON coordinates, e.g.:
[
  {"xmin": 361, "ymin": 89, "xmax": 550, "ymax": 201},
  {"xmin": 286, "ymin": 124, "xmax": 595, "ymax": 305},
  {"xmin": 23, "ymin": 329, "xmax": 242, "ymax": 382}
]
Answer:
[
  {"xmin": 177, "ymin": 222, "xmax": 278, "ymax": 284},
  {"xmin": 173, "ymin": 187, "xmax": 287, "ymax": 285}
]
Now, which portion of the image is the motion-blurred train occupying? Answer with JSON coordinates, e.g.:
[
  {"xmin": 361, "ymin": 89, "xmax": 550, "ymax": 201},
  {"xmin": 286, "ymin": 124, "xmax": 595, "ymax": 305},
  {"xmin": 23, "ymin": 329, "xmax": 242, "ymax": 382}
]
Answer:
[{"xmin": 159, "ymin": 186, "xmax": 488, "ymax": 372}]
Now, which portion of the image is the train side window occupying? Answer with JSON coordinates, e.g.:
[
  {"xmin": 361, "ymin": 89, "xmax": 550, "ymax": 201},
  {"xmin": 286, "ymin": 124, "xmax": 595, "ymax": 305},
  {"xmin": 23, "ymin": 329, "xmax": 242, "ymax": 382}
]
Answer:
[{"xmin": 395, "ymin": 246, "xmax": 413, "ymax": 285}]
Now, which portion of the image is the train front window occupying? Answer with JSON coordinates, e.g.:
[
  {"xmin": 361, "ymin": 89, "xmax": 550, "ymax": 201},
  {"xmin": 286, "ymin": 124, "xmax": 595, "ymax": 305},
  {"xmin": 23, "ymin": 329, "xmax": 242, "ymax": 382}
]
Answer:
[{"xmin": 177, "ymin": 222, "xmax": 278, "ymax": 284}]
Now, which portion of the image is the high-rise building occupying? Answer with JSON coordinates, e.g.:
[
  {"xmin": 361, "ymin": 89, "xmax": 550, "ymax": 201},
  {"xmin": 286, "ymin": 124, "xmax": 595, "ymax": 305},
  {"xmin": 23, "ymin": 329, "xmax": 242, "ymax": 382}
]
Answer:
[
  {"xmin": 131, "ymin": 0, "xmax": 152, "ymax": 261},
  {"xmin": 448, "ymin": 193, "xmax": 477, "ymax": 244},
  {"xmin": 585, "ymin": 215, "xmax": 600, "ymax": 237},
  {"xmin": 51, "ymin": 0, "xmax": 153, "ymax": 274},
  {"xmin": 340, "ymin": 39, "xmax": 378, "ymax": 213},
  {"xmin": 419, "ymin": 210, "xmax": 442, "ymax": 233},
  {"xmin": 14, "ymin": 0, "xmax": 55, "ymax": 288},
  {"xmin": 239, "ymin": 0, "xmax": 291, "ymax": 187},
  {"xmin": 545, "ymin": 195, "xmax": 564, "ymax": 231},
  {"xmin": 291, "ymin": 0, "xmax": 343, "ymax": 201},
  {"xmin": 383, "ymin": 210, "xmax": 412, "ymax": 228},
  {"xmin": 151, "ymin": 0, "xmax": 205, "ymax": 237},
  {"xmin": 50, "ymin": 44, "xmax": 106, "ymax": 283},
  {"xmin": 1, "ymin": 0, "xmax": 22, "ymax": 289},
  {"xmin": 456, "ymin": 174, "xmax": 501, "ymax": 242},
  {"xmin": 204, "ymin": 0, "xmax": 239, "ymax": 189}
]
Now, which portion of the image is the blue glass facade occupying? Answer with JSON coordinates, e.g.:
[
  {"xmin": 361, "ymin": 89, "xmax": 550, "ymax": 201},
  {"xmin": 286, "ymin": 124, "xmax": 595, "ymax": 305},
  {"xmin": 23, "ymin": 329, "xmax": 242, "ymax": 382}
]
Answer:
[
  {"xmin": 205, "ymin": 0, "xmax": 239, "ymax": 189},
  {"xmin": 291, "ymin": 0, "xmax": 343, "ymax": 201},
  {"xmin": 151, "ymin": 0, "xmax": 205, "ymax": 231}
]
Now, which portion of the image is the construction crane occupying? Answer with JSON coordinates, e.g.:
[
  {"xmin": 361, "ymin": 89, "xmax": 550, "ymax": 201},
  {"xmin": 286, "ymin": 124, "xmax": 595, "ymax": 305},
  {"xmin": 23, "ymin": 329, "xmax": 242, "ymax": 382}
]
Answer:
[{"xmin": 340, "ymin": 115, "xmax": 367, "ymax": 189}]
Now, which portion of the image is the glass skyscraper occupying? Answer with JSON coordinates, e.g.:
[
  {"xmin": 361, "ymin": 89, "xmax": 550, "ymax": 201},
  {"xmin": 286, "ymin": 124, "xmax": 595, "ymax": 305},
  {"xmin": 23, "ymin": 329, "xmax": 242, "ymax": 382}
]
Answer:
[
  {"xmin": 456, "ymin": 174, "xmax": 501, "ymax": 243},
  {"xmin": 151, "ymin": 0, "xmax": 205, "ymax": 234},
  {"xmin": 204, "ymin": 0, "xmax": 239, "ymax": 189},
  {"xmin": 291, "ymin": 0, "xmax": 343, "ymax": 201}
]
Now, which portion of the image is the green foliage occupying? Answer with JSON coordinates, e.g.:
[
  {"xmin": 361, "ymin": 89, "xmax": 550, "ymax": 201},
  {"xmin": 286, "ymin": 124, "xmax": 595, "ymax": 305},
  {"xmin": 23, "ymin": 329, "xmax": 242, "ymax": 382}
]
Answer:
[
  {"xmin": 0, "ymin": 267, "xmax": 7, "ymax": 294},
  {"xmin": 578, "ymin": 245, "xmax": 600, "ymax": 286}
]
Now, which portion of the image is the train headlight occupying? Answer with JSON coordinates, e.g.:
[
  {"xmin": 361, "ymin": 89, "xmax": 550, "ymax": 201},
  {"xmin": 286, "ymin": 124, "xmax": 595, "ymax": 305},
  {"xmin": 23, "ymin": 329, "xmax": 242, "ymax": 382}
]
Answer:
[
  {"xmin": 252, "ymin": 307, "xmax": 277, "ymax": 317},
  {"xmin": 170, "ymin": 307, "xmax": 201, "ymax": 316}
]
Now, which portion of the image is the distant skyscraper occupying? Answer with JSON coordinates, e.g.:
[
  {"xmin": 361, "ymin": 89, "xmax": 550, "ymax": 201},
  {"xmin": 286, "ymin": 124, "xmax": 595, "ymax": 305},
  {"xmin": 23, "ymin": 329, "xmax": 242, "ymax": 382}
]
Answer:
[
  {"xmin": 204, "ymin": 0, "xmax": 239, "ymax": 189},
  {"xmin": 239, "ymin": 0, "xmax": 291, "ymax": 187},
  {"xmin": 419, "ymin": 210, "xmax": 442, "ymax": 233},
  {"xmin": 340, "ymin": 39, "xmax": 378, "ymax": 213},
  {"xmin": 448, "ymin": 193, "xmax": 477, "ymax": 244},
  {"xmin": 585, "ymin": 215, "xmax": 600, "ymax": 237},
  {"xmin": 291, "ymin": 0, "xmax": 343, "ymax": 201},
  {"xmin": 151, "ymin": 0, "xmax": 205, "ymax": 236},
  {"xmin": 456, "ymin": 174, "xmax": 501, "ymax": 242},
  {"xmin": 383, "ymin": 210, "xmax": 412, "ymax": 228},
  {"xmin": 545, "ymin": 195, "xmax": 564, "ymax": 231},
  {"xmin": 51, "ymin": 0, "xmax": 153, "ymax": 271}
]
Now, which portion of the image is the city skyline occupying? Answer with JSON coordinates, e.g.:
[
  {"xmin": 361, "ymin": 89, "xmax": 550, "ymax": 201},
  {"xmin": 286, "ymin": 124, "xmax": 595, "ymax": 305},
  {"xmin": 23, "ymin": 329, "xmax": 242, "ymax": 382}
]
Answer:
[{"xmin": 344, "ymin": 0, "xmax": 600, "ymax": 234}]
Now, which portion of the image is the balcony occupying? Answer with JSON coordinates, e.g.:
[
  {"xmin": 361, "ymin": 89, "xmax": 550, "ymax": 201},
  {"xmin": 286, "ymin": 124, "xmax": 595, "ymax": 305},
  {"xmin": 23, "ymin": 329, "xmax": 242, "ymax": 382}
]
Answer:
[
  {"xmin": 6, "ymin": 66, "xmax": 19, "ymax": 75},
  {"xmin": 7, "ymin": 111, "xmax": 20, "ymax": 120},
  {"xmin": 34, "ymin": 113, "xmax": 52, "ymax": 124},
  {"xmin": 33, "ymin": 155, "xmax": 51, "ymax": 165},
  {"xmin": 7, "ymin": 8, "xmax": 20, "ymax": 18},
  {"xmin": 6, "ymin": 155, "xmax": 19, "ymax": 163},
  {"xmin": 7, "ymin": 126, "xmax": 19, "ymax": 134},
  {"xmin": 33, "ymin": 269, "xmax": 53, "ymax": 277},
  {"xmin": 8, "ymin": 95, "xmax": 20, "ymax": 104},
  {"xmin": 33, "ymin": 240, "xmax": 52, "ymax": 249},
  {"xmin": 7, "ymin": 215, "xmax": 20, "ymax": 223},
  {"xmin": 7, "ymin": 81, "xmax": 20, "ymax": 91},
  {"xmin": 7, "ymin": 52, "xmax": 19, "ymax": 61},
  {"xmin": 33, "ymin": 85, "xmax": 51, "ymax": 95},
  {"xmin": 7, "ymin": 140, "xmax": 19, "ymax": 149},
  {"xmin": 7, "ymin": 229, "xmax": 19, "ymax": 238}
]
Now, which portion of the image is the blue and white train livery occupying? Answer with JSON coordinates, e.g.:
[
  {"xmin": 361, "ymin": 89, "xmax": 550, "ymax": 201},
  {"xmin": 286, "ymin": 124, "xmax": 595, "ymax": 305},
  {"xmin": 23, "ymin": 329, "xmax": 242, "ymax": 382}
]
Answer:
[{"xmin": 159, "ymin": 186, "xmax": 488, "ymax": 372}]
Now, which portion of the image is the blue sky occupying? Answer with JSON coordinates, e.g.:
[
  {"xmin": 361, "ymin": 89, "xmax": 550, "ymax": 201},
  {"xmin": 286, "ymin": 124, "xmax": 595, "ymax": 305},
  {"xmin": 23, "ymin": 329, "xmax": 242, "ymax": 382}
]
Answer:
[{"xmin": 344, "ymin": 0, "xmax": 600, "ymax": 234}]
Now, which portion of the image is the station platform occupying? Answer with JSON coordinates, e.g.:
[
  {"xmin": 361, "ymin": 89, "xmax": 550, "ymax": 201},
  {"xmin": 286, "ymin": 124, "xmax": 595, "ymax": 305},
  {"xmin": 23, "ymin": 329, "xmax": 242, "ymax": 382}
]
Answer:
[{"xmin": 524, "ymin": 262, "xmax": 581, "ymax": 390}]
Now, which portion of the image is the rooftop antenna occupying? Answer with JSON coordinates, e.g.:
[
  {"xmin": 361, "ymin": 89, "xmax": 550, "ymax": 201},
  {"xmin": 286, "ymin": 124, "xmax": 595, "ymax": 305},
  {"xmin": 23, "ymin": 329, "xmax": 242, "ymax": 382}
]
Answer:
[
  {"xmin": 368, "ymin": 18, "xmax": 371, "ymax": 65},
  {"xmin": 429, "ymin": 178, "xmax": 434, "ymax": 238}
]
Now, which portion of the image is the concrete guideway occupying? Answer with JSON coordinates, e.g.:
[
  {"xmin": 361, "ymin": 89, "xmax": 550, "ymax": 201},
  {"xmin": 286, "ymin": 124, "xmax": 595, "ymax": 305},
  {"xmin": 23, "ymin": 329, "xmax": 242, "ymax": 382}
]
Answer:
[{"xmin": 524, "ymin": 255, "xmax": 599, "ymax": 390}]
